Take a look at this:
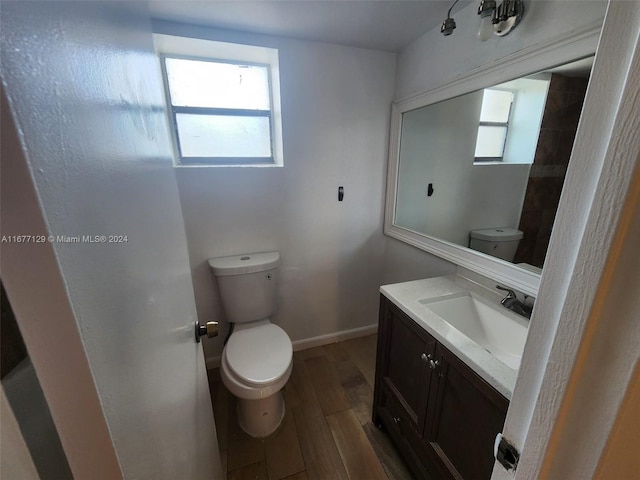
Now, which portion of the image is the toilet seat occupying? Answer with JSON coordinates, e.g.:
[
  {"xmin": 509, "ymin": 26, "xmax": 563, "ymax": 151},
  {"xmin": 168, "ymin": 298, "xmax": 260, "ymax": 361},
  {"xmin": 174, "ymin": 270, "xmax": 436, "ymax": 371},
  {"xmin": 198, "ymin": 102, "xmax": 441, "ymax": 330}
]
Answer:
[{"xmin": 225, "ymin": 323, "xmax": 292, "ymax": 387}]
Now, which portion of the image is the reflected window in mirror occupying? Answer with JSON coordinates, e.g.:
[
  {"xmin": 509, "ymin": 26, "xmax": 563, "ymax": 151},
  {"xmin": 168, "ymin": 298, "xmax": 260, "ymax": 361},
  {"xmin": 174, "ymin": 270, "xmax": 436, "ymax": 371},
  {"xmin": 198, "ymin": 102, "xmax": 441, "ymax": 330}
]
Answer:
[
  {"xmin": 474, "ymin": 75, "xmax": 550, "ymax": 165},
  {"xmin": 474, "ymin": 89, "xmax": 513, "ymax": 162}
]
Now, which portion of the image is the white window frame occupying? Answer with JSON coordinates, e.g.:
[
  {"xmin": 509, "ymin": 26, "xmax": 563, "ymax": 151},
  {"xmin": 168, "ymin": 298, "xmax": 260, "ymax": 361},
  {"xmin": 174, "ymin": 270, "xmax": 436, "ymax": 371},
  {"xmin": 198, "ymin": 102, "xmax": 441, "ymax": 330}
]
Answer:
[
  {"xmin": 473, "ymin": 88, "xmax": 515, "ymax": 163},
  {"xmin": 153, "ymin": 34, "xmax": 284, "ymax": 168}
]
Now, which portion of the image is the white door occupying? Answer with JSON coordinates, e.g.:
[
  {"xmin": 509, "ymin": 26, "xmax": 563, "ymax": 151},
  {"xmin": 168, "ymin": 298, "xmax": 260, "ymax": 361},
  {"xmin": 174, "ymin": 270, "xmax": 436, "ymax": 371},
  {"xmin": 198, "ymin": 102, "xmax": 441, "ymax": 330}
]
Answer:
[{"xmin": 1, "ymin": 2, "xmax": 222, "ymax": 479}]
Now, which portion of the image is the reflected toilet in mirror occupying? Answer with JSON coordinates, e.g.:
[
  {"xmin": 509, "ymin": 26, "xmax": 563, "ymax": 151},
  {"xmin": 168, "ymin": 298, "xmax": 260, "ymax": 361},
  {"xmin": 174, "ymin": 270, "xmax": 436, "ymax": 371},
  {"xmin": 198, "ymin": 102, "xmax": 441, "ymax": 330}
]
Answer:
[{"xmin": 469, "ymin": 228, "xmax": 522, "ymax": 262}]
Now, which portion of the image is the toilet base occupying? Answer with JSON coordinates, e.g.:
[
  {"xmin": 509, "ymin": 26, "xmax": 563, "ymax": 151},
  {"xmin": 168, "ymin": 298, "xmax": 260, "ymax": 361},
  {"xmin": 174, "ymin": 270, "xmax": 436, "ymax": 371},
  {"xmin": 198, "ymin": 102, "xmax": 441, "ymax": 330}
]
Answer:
[{"xmin": 237, "ymin": 391, "xmax": 285, "ymax": 438}]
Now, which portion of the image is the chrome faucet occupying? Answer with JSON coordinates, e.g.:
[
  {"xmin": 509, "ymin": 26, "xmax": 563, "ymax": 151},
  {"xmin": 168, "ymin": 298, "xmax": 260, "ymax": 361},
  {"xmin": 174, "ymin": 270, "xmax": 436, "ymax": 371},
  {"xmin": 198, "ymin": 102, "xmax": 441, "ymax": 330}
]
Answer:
[{"xmin": 496, "ymin": 285, "xmax": 533, "ymax": 319}]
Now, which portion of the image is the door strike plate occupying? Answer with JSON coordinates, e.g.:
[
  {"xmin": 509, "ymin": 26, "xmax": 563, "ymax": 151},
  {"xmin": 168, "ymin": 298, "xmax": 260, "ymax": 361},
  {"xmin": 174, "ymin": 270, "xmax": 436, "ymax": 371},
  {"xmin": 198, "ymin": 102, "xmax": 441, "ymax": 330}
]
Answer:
[{"xmin": 495, "ymin": 433, "xmax": 519, "ymax": 472}]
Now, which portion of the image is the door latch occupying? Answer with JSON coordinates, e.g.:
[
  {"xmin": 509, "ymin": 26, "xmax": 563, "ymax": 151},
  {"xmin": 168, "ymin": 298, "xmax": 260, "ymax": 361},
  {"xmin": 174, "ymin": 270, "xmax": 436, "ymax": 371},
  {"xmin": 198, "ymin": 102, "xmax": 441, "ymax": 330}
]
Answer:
[
  {"xmin": 195, "ymin": 321, "xmax": 219, "ymax": 343},
  {"xmin": 495, "ymin": 433, "xmax": 519, "ymax": 472}
]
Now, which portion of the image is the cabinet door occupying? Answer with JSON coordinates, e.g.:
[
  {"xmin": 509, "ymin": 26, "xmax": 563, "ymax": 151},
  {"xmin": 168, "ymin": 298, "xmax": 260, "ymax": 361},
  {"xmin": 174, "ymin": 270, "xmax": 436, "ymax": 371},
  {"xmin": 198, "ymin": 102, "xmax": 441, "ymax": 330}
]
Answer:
[
  {"xmin": 376, "ymin": 298, "xmax": 435, "ymax": 432},
  {"xmin": 424, "ymin": 344, "xmax": 508, "ymax": 480}
]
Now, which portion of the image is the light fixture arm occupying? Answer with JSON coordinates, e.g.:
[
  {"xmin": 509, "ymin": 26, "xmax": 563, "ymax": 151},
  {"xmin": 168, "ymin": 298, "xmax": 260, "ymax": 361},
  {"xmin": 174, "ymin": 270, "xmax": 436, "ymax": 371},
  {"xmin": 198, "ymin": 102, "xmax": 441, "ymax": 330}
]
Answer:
[
  {"xmin": 441, "ymin": 0, "xmax": 462, "ymax": 36},
  {"xmin": 447, "ymin": 0, "xmax": 462, "ymax": 19},
  {"xmin": 443, "ymin": 0, "xmax": 524, "ymax": 38}
]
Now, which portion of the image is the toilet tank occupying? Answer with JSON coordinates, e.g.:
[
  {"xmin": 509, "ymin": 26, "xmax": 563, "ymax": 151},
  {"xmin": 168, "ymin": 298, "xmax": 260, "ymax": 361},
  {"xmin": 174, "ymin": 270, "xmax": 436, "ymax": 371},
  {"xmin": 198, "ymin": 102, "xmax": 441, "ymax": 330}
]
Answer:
[
  {"xmin": 208, "ymin": 252, "xmax": 280, "ymax": 323},
  {"xmin": 469, "ymin": 228, "xmax": 523, "ymax": 262}
]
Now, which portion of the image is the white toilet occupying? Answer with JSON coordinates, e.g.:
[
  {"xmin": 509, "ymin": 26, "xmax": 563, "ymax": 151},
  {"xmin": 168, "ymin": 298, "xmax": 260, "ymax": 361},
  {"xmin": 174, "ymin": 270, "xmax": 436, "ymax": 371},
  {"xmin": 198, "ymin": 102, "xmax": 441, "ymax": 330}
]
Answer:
[
  {"xmin": 208, "ymin": 251, "xmax": 292, "ymax": 438},
  {"xmin": 469, "ymin": 228, "xmax": 523, "ymax": 262}
]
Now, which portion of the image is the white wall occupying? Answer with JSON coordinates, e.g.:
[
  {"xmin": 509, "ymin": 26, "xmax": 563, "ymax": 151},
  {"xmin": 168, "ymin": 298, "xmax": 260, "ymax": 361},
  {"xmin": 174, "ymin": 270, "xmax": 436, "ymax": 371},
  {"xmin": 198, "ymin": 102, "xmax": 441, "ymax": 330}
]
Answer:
[
  {"xmin": 152, "ymin": 21, "xmax": 397, "ymax": 360},
  {"xmin": 383, "ymin": 0, "xmax": 607, "ymax": 284},
  {"xmin": 501, "ymin": 76, "xmax": 550, "ymax": 164}
]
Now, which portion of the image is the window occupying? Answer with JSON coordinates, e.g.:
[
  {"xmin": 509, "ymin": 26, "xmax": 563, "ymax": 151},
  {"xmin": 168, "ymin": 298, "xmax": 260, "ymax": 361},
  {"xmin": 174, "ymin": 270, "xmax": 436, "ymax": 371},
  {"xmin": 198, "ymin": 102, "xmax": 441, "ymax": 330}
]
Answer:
[
  {"xmin": 154, "ymin": 34, "xmax": 283, "ymax": 167},
  {"xmin": 474, "ymin": 89, "xmax": 514, "ymax": 162}
]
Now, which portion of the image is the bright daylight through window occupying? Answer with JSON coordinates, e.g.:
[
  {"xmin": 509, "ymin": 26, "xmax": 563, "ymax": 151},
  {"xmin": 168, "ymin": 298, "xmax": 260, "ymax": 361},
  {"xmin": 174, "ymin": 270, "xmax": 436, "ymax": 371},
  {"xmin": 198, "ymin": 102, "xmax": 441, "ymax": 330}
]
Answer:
[
  {"xmin": 155, "ymin": 34, "xmax": 283, "ymax": 167},
  {"xmin": 474, "ymin": 89, "xmax": 514, "ymax": 162}
]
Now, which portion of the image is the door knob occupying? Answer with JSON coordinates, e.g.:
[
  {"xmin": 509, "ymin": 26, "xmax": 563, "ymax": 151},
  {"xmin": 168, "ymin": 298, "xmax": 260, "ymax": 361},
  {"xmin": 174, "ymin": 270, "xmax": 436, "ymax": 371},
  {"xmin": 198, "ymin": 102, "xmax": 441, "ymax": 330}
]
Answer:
[{"xmin": 195, "ymin": 321, "xmax": 219, "ymax": 343}]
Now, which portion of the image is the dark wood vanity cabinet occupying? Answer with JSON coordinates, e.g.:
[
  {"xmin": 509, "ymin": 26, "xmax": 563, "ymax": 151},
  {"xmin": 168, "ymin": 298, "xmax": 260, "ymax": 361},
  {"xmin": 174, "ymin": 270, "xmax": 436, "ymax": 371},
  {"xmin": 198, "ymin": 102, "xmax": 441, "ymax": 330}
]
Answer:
[{"xmin": 373, "ymin": 295, "xmax": 509, "ymax": 480}]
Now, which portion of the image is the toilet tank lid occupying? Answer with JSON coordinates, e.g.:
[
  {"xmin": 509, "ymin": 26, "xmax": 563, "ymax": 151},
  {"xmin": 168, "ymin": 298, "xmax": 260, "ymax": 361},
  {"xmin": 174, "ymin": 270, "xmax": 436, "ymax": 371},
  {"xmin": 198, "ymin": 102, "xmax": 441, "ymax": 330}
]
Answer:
[
  {"xmin": 208, "ymin": 251, "xmax": 280, "ymax": 276},
  {"xmin": 470, "ymin": 228, "xmax": 523, "ymax": 241}
]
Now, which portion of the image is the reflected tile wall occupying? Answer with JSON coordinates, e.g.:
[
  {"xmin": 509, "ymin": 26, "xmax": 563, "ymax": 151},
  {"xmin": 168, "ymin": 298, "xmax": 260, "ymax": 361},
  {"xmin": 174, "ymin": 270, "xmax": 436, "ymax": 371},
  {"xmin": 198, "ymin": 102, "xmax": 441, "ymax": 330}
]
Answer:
[{"xmin": 514, "ymin": 73, "xmax": 589, "ymax": 268}]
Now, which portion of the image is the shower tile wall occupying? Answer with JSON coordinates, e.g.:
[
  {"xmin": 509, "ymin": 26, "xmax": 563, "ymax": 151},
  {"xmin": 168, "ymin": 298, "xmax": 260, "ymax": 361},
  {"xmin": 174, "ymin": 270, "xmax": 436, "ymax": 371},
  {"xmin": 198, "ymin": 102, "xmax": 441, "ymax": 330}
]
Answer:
[{"xmin": 514, "ymin": 73, "xmax": 588, "ymax": 268}]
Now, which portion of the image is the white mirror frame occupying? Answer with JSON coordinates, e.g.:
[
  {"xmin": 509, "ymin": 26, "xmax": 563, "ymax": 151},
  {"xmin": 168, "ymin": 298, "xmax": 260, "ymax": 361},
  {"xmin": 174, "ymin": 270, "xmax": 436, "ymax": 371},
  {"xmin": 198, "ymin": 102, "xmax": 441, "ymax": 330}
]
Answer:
[{"xmin": 384, "ymin": 22, "xmax": 603, "ymax": 297}]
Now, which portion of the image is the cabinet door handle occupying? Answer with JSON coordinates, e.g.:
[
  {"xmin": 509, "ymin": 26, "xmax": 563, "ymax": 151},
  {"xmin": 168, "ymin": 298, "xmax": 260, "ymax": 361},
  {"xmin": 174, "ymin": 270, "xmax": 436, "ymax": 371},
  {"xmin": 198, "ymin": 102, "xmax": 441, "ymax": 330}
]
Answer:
[
  {"xmin": 421, "ymin": 353, "xmax": 440, "ymax": 370},
  {"xmin": 393, "ymin": 416, "xmax": 401, "ymax": 425}
]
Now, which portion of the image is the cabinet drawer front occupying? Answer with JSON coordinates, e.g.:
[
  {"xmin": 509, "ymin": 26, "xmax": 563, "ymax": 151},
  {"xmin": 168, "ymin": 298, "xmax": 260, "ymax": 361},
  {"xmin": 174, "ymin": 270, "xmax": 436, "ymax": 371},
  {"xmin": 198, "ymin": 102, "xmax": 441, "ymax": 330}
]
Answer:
[{"xmin": 378, "ymin": 385, "xmax": 432, "ymax": 480}]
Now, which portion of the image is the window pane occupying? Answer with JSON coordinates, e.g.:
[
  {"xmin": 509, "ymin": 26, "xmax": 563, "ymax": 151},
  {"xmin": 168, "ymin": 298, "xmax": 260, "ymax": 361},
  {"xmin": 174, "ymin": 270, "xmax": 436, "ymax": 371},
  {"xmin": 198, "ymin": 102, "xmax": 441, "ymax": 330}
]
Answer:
[
  {"xmin": 479, "ymin": 89, "xmax": 513, "ymax": 123},
  {"xmin": 475, "ymin": 126, "xmax": 507, "ymax": 158},
  {"xmin": 165, "ymin": 58, "xmax": 270, "ymax": 110},
  {"xmin": 176, "ymin": 114, "xmax": 271, "ymax": 158}
]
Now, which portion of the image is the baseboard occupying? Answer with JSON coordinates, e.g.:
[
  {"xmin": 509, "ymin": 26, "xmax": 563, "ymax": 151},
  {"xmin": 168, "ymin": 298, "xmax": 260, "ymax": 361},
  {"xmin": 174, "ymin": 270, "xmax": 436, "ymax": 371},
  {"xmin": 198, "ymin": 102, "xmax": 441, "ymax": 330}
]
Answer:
[
  {"xmin": 204, "ymin": 323, "xmax": 379, "ymax": 370},
  {"xmin": 291, "ymin": 323, "xmax": 379, "ymax": 352}
]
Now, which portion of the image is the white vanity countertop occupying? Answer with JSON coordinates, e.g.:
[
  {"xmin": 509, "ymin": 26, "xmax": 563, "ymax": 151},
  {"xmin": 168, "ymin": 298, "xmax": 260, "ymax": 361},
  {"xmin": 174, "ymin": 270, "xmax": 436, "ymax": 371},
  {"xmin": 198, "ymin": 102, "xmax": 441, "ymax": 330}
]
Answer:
[{"xmin": 380, "ymin": 275, "xmax": 523, "ymax": 400}]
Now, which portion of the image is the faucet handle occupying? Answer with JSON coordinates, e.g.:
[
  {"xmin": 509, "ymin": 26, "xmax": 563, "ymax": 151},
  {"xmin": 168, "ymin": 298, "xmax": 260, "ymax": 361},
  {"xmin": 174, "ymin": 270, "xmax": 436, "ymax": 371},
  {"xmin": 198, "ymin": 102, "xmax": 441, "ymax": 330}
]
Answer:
[{"xmin": 496, "ymin": 285, "xmax": 517, "ymax": 299}]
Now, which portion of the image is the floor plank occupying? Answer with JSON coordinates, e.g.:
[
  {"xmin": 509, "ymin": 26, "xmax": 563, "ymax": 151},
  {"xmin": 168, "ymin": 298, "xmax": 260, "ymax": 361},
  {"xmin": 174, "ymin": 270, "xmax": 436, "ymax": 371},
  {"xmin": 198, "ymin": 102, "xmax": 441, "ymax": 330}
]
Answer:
[
  {"xmin": 290, "ymin": 356, "xmax": 349, "ymax": 480},
  {"xmin": 295, "ymin": 345, "xmax": 325, "ymax": 361},
  {"xmin": 326, "ymin": 409, "xmax": 389, "ymax": 480},
  {"xmin": 281, "ymin": 472, "xmax": 308, "ymax": 480},
  {"xmin": 304, "ymin": 354, "xmax": 351, "ymax": 416},
  {"xmin": 336, "ymin": 359, "xmax": 374, "ymax": 426},
  {"xmin": 289, "ymin": 356, "xmax": 323, "ymax": 416},
  {"xmin": 221, "ymin": 450, "xmax": 228, "ymax": 480},
  {"xmin": 264, "ymin": 409, "xmax": 305, "ymax": 480},
  {"xmin": 346, "ymin": 335, "xmax": 378, "ymax": 390},
  {"xmin": 322, "ymin": 341, "xmax": 351, "ymax": 363},
  {"xmin": 325, "ymin": 342, "xmax": 374, "ymax": 426},
  {"xmin": 228, "ymin": 460, "xmax": 268, "ymax": 480}
]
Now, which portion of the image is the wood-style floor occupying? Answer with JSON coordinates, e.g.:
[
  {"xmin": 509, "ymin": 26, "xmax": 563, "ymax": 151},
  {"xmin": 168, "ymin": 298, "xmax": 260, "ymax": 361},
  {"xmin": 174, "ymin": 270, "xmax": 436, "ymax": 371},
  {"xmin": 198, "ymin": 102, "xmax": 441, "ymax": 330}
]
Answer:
[{"xmin": 207, "ymin": 334, "xmax": 415, "ymax": 480}]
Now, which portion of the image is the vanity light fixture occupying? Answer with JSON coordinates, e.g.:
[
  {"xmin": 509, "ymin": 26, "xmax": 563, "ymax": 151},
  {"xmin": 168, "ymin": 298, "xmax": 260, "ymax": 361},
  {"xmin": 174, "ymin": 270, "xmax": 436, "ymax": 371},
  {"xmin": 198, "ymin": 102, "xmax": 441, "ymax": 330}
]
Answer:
[
  {"xmin": 441, "ymin": 0, "xmax": 461, "ymax": 36},
  {"xmin": 478, "ymin": 0, "xmax": 525, "ymax": 40},
  {"xmin": 442, "ymin": 0, "xmax": 525, "ymax": 38},
  {"xmin": 477, "ymin": 0, "xmax": 497, "ymax": 40}
]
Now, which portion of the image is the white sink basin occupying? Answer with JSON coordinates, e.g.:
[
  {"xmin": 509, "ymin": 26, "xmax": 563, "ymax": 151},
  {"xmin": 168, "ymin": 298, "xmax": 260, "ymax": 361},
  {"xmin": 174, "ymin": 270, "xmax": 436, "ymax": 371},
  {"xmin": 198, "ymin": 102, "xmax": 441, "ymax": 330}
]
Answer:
[{"xmin": 420, "ymin": 293, "xmax": 528, "ymax": 369}]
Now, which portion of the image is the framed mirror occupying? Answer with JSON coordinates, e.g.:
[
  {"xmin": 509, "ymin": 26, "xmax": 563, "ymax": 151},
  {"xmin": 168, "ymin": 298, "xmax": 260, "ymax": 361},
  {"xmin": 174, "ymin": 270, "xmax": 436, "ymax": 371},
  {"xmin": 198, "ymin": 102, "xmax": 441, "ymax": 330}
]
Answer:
[{"xmin": 384, "ymin": 54, "xmax": 594, "ymax": 296}]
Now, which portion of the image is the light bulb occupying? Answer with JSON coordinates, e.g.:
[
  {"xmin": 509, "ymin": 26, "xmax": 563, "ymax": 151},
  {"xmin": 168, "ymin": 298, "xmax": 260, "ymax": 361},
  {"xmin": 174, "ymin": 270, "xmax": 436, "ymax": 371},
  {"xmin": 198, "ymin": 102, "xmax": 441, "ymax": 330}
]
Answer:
[{"xmin": 478, "ymin": 15, "xmax": 494, "ymax": 41}]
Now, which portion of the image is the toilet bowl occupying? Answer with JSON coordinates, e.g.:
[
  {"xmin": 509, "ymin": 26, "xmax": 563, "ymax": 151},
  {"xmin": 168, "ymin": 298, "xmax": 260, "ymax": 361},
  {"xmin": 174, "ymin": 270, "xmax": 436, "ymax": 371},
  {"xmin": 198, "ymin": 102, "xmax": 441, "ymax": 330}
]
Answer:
[
  {"xmin": 209, "ymin": 252, "xmax": 292, "ymax": 438},
  {"xmin": 220, "ymin": 320, "xmax": 292, "ymax": 437}
]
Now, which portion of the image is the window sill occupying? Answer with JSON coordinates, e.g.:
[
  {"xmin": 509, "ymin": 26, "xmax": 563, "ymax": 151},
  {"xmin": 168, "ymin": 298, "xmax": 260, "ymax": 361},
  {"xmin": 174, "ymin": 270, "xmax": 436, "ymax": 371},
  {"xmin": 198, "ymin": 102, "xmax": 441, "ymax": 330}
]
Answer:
[{"xmin": 173, "ymin": 163, "xmax": 284, "ymax": 169}]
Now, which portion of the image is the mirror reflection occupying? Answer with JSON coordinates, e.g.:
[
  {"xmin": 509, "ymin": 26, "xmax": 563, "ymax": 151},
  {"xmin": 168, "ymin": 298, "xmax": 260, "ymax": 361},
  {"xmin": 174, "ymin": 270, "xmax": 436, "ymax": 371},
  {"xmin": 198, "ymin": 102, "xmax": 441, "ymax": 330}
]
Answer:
[{"xmin": 394, "ymin": 57, "xmax": 592, "ymax": 272}]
